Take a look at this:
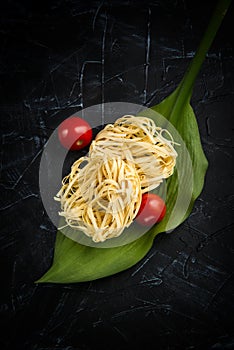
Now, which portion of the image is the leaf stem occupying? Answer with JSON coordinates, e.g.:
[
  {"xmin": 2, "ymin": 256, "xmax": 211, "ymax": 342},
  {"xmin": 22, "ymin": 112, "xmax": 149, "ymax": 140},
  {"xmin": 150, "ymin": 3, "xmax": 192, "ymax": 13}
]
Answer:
[{"xmin": 178, "ymin": 0, "xmax": 231, "ymax": 103}]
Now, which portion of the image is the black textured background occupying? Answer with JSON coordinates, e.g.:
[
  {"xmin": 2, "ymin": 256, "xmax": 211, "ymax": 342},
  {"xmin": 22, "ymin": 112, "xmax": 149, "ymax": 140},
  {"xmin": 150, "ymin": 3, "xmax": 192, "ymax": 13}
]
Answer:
[{"xmin": 0, "ymin": 0, "xmax": 234, "ymax": 349}]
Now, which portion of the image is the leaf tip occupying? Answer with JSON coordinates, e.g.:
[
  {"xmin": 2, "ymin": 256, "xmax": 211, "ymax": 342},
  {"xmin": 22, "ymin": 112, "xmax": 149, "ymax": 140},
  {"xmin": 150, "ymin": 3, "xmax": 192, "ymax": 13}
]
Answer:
[
  {"xmin": 34, "ymin": 269, "xmax": 54, "ymax": 284},
  {"xmin": 34, "ymin": 277, "xmax": 47, "ymax": 284}
]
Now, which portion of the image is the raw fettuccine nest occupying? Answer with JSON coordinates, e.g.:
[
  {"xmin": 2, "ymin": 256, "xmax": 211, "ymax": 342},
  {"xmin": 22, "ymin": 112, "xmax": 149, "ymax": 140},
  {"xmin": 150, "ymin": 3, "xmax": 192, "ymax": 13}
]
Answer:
[{"xmin": 55, "ymin": 115, "xmax": 178, "ymax": 242}]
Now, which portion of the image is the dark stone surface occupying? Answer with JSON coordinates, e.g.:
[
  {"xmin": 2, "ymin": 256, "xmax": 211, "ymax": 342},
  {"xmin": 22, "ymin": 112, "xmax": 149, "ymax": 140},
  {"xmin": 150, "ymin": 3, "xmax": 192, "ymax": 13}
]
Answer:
[{"xmin": 0, "ymin": 0, "xmax": 233, "ymax": 349}]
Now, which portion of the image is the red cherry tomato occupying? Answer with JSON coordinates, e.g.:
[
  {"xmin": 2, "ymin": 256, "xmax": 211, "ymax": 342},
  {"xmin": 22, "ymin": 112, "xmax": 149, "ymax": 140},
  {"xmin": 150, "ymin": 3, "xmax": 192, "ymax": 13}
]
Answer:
[
  {"xmin": 58, "ymin": 117, "xmax": 92, "ymax": 151},
  {"xmin": 136, "ymin": 193, "xmax": 166, "ymax": 227}
]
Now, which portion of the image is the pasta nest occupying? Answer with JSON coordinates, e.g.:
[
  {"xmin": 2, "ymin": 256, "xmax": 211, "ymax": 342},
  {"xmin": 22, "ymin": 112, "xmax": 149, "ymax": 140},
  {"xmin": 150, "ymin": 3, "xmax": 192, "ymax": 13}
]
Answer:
[
  {"xmin": 90, "ymin": 115, "xmax": 178, "ymax": 192},
  {"xmin": 55, "ymin": 115, "xmax": 178, "ymax": 242}
]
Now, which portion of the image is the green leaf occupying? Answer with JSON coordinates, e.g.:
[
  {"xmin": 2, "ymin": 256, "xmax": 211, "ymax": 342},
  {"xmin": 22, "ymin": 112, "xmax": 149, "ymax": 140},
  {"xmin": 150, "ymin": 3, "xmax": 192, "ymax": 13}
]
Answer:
[
  {"xmin": 36, "ymin": 229, "xmax": 155, "ymax": 283},
  {"xmin": 36, "ymin": 0, "xmax": 231, "ymax": 284}
]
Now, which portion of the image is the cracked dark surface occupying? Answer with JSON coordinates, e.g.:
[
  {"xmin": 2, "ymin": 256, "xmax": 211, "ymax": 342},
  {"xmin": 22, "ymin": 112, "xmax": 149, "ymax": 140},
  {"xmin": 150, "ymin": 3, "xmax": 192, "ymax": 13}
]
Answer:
[{"xmin": 0, "ymin": 0, "xmax": 234, "ymax": 349}]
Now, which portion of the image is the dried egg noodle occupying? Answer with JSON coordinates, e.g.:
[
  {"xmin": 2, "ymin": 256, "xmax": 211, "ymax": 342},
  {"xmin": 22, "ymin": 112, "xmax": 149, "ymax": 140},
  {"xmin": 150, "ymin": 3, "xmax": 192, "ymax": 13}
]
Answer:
[{"xmin": 55, "ymin": 115, "xmax": 178, "ymax": 243}]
